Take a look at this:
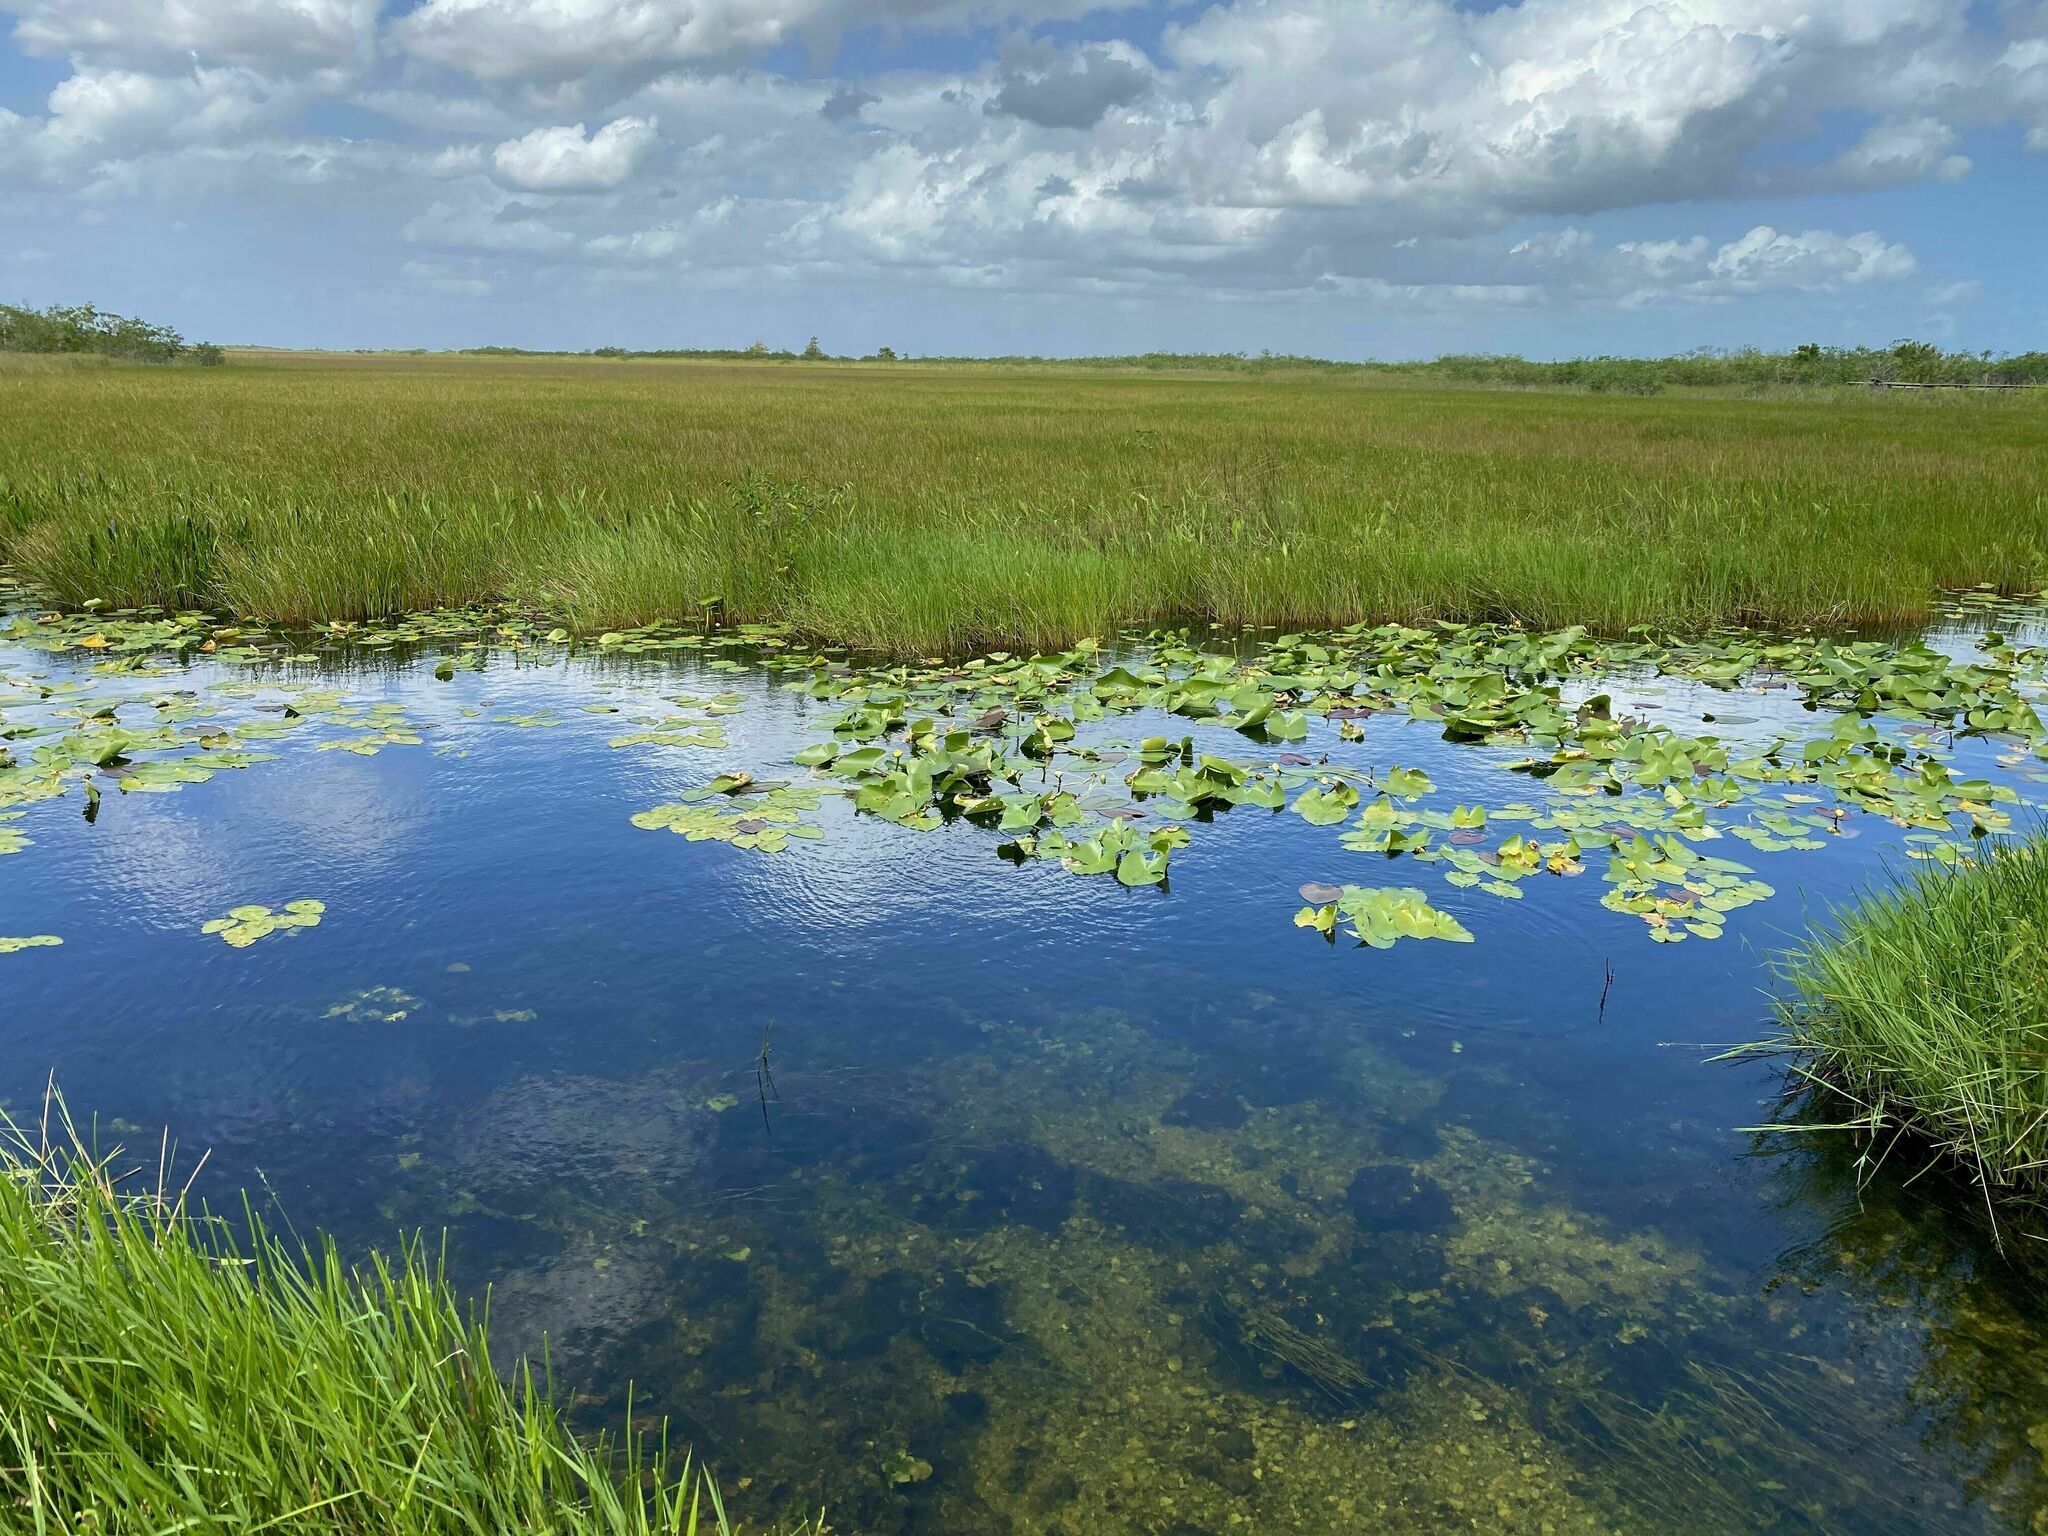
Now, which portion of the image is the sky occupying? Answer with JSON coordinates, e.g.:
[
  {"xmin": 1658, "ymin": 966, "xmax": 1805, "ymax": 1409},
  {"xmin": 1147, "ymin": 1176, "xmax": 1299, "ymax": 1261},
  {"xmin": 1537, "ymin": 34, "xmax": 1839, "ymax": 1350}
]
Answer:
[{"xmin": 0, "ymin": 0, "xmax": 2043, "ymax": 358}]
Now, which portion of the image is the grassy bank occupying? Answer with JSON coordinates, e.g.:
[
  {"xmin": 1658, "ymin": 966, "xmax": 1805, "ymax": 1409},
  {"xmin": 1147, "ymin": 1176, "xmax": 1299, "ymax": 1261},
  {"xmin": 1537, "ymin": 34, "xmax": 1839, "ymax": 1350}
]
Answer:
[
  {"xmin": 2, "ymin": 351, "xmax": 2045, "ymax": 652},
  {"xmin": 1773, "ymin": 839, "xmax": 2048, "ymax": 1213},
  {"xmin": 0, "ymin": 1098, "xmax": 802, "ymax": 1535}
]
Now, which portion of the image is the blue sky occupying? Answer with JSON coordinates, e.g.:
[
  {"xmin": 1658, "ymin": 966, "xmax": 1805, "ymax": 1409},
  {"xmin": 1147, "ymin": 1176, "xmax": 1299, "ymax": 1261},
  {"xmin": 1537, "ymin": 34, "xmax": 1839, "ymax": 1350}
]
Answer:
[{"xmin": 0, "ymin": 0, "xmax": 2043, "ymax": 358}]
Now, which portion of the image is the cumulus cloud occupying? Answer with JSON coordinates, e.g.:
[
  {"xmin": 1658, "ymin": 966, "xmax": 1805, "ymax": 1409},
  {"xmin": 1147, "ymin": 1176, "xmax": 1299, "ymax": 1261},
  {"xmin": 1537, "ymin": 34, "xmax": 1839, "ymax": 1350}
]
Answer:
[
  {"xmin": 388, "ymin": 0, "xmax": 1120, "ymax": 92},
  {"xmin": 394, "ymin": 0, "xmax": 815, "ymax": 89},
  {"xmin": 491, "ymin": 116, "xmax": 658, "ymax": 191},
  {"xmin": 9, "ymin": 0, "xmax": 376, "ymax": 75},
  {"xmin": 0, "ymin": 0, "xmax": 2031, "ymax": 330},
  {"xmin": 1827, "ymin": 116, "xmax": 1971, "ymax": 188},
  {"xmin": 1492, "ymin": 223, "xmax": 1923, "ymax": 307},
  {"xmin": 987, "ymin": 37, "xmax": 1150, "ymax": 129},
  {"xmin": 1706, "ymin": 225, "xmax": 1916, "ymax": 289},
  {"xmin": 1508, "ymin": 227, "xmax": 1594, "ymax": 265}
]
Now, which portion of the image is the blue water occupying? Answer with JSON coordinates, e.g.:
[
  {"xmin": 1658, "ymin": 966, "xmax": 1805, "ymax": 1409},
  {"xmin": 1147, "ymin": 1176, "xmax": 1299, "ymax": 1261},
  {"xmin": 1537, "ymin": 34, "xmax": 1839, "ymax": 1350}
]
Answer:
[{"xmin": 5, "ymin": 615, "xmax": 2048, "ymax": 1534}]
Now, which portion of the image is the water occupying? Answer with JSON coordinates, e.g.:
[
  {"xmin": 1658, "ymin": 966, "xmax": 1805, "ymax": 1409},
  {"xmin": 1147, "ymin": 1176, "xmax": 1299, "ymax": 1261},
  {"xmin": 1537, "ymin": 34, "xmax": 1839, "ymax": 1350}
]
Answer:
[{"xmin": 5, "ymin": 603, "xmax": 2048, "ymax": 1534}]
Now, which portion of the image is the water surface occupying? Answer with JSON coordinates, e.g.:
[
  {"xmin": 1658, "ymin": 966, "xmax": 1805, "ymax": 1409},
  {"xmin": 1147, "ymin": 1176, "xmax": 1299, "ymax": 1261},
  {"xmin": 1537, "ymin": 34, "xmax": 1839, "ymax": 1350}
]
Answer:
[{"xmin": 4, "ymin": 600, "xmax": 2048, "ymax": 1534}]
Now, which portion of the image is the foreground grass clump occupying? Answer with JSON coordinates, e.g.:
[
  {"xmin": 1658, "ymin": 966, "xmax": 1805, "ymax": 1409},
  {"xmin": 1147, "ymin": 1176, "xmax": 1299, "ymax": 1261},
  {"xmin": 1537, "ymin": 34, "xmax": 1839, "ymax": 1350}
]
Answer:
[
  {"xmin": 2, "ymin": 352, "xmax": 2046, "ymax": 651},
  {"xmin": 0, "ymin": 1101, "xmax": 798, "ymax": 1535},
  {"xmin": 1775, "ymin": 840, "xmax": 2048, "ymax": 1203}
]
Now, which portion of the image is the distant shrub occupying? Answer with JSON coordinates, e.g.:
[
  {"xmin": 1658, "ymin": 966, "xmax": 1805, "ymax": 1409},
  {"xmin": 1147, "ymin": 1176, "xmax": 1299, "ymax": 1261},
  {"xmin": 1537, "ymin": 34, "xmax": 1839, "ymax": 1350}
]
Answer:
[
  {"xmin": 0, "ymin": 301, "xmax": 219, "ymax": 365},
  {"xmin": 421, "ymin": 336, "xmax": 2048, "ymax": 388}
]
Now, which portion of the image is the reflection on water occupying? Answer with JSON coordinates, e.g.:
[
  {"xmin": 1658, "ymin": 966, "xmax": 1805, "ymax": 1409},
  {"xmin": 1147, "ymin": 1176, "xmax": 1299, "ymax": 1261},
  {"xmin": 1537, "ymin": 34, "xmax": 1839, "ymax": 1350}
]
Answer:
[{"xmin": 4, "ymin": 606, "xmax": 2048, "ymax": 1534}]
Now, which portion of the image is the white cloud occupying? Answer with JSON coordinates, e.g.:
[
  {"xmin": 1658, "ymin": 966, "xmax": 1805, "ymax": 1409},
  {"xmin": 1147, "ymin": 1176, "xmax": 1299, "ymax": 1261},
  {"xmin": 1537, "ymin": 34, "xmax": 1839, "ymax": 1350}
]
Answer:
[
  {"xmin": 1706, "ymin": 225, "xmax": 1916, "ymax": 289},
  {"xmin": 0, "ymin": 0, "xmax": 2029, "ymax": 333},
  {"xmin": 1509, "ymin": 227, "xmax": 1594, "ymax": 264},
  {"xmin": 426, "ymin": 143, "xmax": 487, "ymax": 177},
  {"xmin": 8, "ymin": 0, "xmax": 376, "ymax": 75},
  {"xmin": 389, "ymin": 0, "xmax": 1114, "ymax": 92},
  {"xmin": 395, "ymin": 0, "xmax": 819, "ymax": 89},
  {"xmin": 1828, "ymin": 116, "xmax": 1970, "ymax": 187},
  {"xmin": 491, "ymin": 116, "xmax": 659, "ymax": 191}
]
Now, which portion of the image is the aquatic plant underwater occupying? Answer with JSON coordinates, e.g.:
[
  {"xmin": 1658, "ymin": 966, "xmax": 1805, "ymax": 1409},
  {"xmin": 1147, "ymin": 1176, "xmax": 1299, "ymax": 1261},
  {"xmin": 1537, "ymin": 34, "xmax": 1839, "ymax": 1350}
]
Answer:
[{"xmin": 9, "ymin": 570, "xmax": 2048, "ymax": 1531}]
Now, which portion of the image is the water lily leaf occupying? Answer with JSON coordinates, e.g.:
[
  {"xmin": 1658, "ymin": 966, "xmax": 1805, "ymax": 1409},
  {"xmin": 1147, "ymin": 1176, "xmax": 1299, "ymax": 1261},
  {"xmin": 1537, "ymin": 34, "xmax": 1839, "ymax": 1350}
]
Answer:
[
  {"xmin": 1294, "ymin": 901, "xmax": 1338, "ymax": 935},
  {"xmin": 1381, "ymin": 766, "xmax": 1434, "ymax": 800},
  {"xmin": 1303, "ymin": 886, "xmax": 1475, "ymax": 949},
  {"xmin": 1115, "ymin": 847, "xmax": 1166, "ymax": 886},
  {"xmin": 204, "ymin": 900, "xmax": 323, "ymax": 947},
  {"xmin": 1292, "ymin": 780, "xmax": 1360, "ymax": 826}
]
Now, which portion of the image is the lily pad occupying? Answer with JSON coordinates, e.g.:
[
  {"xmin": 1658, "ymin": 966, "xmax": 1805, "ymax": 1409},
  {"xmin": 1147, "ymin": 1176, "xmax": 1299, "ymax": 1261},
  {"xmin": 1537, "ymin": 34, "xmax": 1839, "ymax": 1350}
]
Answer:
[{"xmin": 201, "ymin": 899, "xmax": 325, "ymax": 948}]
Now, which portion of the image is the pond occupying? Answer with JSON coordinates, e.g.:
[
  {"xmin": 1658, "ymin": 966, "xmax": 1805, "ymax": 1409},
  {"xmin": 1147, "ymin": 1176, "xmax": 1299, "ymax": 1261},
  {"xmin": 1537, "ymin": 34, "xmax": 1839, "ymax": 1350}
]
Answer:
[{"xmin": 4, "ymin": 590, "xmax": 2048, "ymax": 1534}]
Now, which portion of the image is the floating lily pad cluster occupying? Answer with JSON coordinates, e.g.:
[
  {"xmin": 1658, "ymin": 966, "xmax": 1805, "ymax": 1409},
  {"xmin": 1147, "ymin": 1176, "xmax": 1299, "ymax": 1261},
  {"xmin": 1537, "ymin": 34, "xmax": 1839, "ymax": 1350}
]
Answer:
[
  {"xmin": 635, "ymin": 599, "xmax": 2047, "ymax": 947},
  {"xmin": 9, "ymin": 576, "xmax": 2048, "ymax": 955},
  {"xmin": 0, "ymin": 590, "xmax": 794, "ymax": 669},
  {"xmin": 631, "ymin": 774, "xmax": 828, "ymax": 853},
  {"xmin": 0, "ymin": 580, "xmax": 789, "ymax": 949},
  {"xmin": 202, "ymin": 900, "xmax": 326, "ymax": 948},
  {"xmin": 1293, "ymin": 886, "xmax": 1473, "ymax": 948},
  {"xmin": 607, "ymin": 692, "xmax": 743, "ymax": 752}
]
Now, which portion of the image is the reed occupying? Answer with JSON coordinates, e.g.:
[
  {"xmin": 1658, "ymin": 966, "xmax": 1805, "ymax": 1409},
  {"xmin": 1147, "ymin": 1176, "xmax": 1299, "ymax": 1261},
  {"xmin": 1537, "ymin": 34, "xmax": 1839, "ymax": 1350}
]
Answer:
[
  {"xmin": 0, "ymin": 1091, "xmax": 812, "ymax": 1535},
  {"xmin": 1772, "ymin": 839, "xmax": 2048, "ymax": 1205},
  {"xmin": 2, "ymin": 352, "xmax": 2043, "ymax": 653}
]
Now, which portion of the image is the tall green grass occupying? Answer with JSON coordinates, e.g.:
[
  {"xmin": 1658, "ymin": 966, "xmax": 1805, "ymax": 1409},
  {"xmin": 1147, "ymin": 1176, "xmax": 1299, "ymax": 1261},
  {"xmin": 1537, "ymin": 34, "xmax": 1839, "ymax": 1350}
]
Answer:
[
  {"xmin": 1773, "ymin": 840, "xmax": 2048, "ymax": 1208},
  {"xmin": 0, "ymin": 1094, "xmax": 808, "ymax": 1535},
  {"xmin": 2, "ymin": 352, "xmax": 2044, "ymax": 652}
]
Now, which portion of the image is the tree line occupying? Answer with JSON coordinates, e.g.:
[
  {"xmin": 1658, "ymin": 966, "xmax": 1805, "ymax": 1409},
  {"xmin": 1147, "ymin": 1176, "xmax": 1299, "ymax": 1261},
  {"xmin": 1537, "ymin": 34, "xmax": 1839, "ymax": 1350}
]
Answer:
[
  {"xmin": 456, "ymin": 337, "xmax": 2047, "ymax": 389},
  {"xmin": 1, "ymin": 302, "xmax": 222, "ymax": 365}
]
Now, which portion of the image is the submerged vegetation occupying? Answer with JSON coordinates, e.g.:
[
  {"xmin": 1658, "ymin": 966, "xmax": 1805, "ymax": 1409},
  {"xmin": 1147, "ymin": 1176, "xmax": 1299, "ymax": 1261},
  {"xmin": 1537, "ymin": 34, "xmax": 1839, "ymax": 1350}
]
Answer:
[
  {"xmin": 7, "ymin": 574, "xmax": 2048, "ymax": 1525},
  {"xmin": 1771, "ymin": 837, "xmax": 2048, "ymax": 1213},
  {"xmin": 0, "ymin": 1094, "xmax": 804, "ymax": 1534},
  {"xmin": 1, "ymin": 351, "xmax": 2045, "ymax": 650}
]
